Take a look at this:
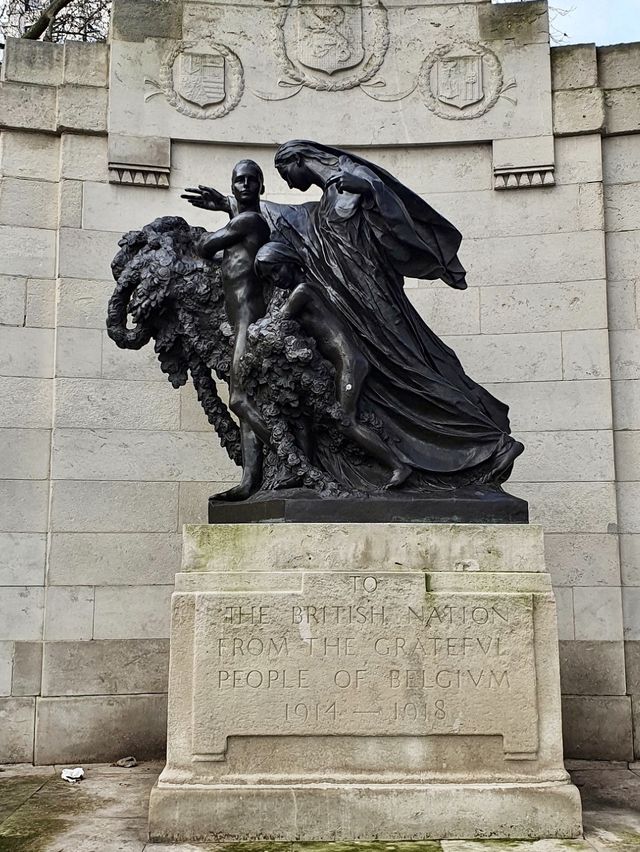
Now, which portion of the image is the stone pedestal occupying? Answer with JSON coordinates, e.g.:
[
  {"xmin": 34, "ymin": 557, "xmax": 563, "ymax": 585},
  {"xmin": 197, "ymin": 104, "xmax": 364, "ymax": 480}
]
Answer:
[{"xmin": 148, "ymin": 522, "xmax": 582, "ymax": 841}]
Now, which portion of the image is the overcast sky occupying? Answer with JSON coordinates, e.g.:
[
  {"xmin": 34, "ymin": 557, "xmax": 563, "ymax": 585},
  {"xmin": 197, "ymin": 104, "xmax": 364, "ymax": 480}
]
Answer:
[{"xmin": 548, "ymin": 0, "xmax": 640, "ymax": 45}]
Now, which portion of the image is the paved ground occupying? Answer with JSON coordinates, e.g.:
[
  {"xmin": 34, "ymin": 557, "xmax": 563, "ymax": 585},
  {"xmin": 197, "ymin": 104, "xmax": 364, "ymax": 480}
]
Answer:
[{"xmin": 0, "ymin": 760, "xmax": 639, "ymax": 851}]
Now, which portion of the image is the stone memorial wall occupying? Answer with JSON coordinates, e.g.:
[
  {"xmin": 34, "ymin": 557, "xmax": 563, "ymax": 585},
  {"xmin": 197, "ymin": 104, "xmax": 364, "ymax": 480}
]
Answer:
[{"xmin": 0, "ymin": 0, "xmax": 639, "ymax": 764}]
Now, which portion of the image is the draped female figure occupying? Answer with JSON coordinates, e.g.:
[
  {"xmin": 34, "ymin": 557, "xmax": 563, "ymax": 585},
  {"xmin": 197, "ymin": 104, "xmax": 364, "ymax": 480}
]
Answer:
[{"xmin": 256, "ymin": 140, "xmax": 523, "ymax": 491}]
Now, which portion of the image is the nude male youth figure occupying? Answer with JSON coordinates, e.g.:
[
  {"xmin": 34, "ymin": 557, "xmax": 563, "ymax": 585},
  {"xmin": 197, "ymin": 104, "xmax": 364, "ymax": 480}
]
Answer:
[{"xmin": 182, "ymin": 161, "xmax": 271, "ymax": 501}]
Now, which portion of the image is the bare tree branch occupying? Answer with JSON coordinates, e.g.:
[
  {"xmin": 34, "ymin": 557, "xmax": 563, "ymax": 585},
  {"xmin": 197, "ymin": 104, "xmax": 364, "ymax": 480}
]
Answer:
[
  {"xmin": 22, "ymin": 0, "xmax": 73, "ymax": 38},
  {"xmin": 0, "ymin": 0, "xmax": 110, "ymax": 44}
]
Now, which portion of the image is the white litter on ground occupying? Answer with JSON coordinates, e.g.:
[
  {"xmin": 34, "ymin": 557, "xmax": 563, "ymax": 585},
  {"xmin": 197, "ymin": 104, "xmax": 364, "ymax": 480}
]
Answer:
[{"xmin": 60, "ymin": 767, "xmax": 85, "ymax": 783}]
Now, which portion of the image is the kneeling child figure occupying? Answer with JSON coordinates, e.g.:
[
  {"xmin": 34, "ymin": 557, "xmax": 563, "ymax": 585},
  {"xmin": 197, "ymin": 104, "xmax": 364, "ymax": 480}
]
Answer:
[{"xmin": 255, "ymin": 241, "xmax": 411, "ymax": 490}]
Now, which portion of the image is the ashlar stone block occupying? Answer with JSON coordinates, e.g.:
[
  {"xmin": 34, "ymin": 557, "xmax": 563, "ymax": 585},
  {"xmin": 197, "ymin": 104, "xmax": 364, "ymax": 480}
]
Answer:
[
  {"xmin": 605, "ymin": 183, "xmax": 640, "ymax": 232},
  {"xmin": 604, "ymin": 136, "xmax": 640, "ymax": 186},
  {"xmin": 562, "ymin": 695, "xmax": 633, "ymax": 761},
  {"xmin": 462, "ymin": 230, "xmax": 606, "ymax": 286},
  {"xmin": 611, "ymin": 330, "xmax": 640, "ymax": 381},
  {"xmin": 0, "ymin": 697, "xmax": 35, "ymax": 763},
  {"xmin": 0, "ymin": 642, "xmax": 12, "ymax": 696},
  {"xmin": 55, "ymin": 327, "xmax": 102, "ymax": 379},
  {"xmin": 624, "ymin": 639, "xmax": 640, "ymax": 692},
  {"xmin": 149, "ymin": 522, "xmax": 581, "ymax": 842},
  {"xmin": 442, "ymin": 332, "xmax": 562, "ymax": 384},
  {"xmin": 598, "ymin": 44, "xmax": 640, "ymax": 89},
  {"xmin": 2, "ymin": 38, "xmax": 63, "ymax": 85},
  {"xmin": 25, "ymin": 279, "xmax": 55, "ymax": 328},
  {"xmin": 406, "ymin": 285, "xmax": 480, "ymax": 337},
  {"xmin": 0, "ymin": 429, "xmax": 51, "ymax": 480},
  {"xmin": 42, "ymin": 638, "xmax": 169, "ymax": 696},
  {"xmin": 0, "ymin": 178, "xmax": 58, "ymax": 230},
  {"xmin": 0, "ymin": 481, "xmax": 49, "ymax": 533},
  {"xmin": 479, "ymin": 1, "xmax": 549, "ymax": 45},
  {"xmin": 0, "ymin": 130, "xmax": 60, "ymax": 180},
  {"xmin": 480, "ymin": 281, "xmax": 607, "ymax": 335},
  {"xmin": 621, "ymin": 534, "xmax": 640, "ymax": 586},
  {"xmin": 510, "ymin": 430, "xmax": 614, "ymax": 483},
  {"xmin": 0, "ymin": 275, "xmax": 26, "ymax": 325},
  {"xmin": 607, "ymin": 232, "xmax": 640, "ymax": 283},
  {"xmin": 12, "ymin": 641, "xmax": 43, "ymax": 696},
  {"xmin": 553, "ymin": 587, "xmax": 574, "ymax": 641},
  {"xmin": 0, "ymin": 81, "xmax": 57, "ymax": 134},
  {"xmin": 608, "ymin": 281, "xmax": 639, "ymax": 332},
  {"xmin": 50, "ymin": 480, "xmax": 179, "ymax": 533},
  {"xmin": 0, "ymin": 533, "xmax": 46, "ymax": 586},
  {"xmin": 0, "ymin": 225, "xmax": 56, "ymax": 279},
  {"xmin": 573, "ymin": 587, "xmax": 624, "ymax": 641},
  {"xmin": 93, "ymin": 585, "xmax": 173, "ymax": 639},
  {"xmin": 52, "ymin": 428, "xmax": 239, "ymax": 482},
  {"xmin": 544, "ymin": 533, "xmax": 621, "ymax": 588},
  {"xmin": 178, "ymin": 481, "xmax": 238, "ymax": 526},
  {"xmin": 562, "ymin": 329, "xmax": 611, "ymax": 380},
  {"xmin": 48, "ymin": 532, "xmax": 181, "ymax": 586},
  {"xmin": 56, "ymin": 278, "xmax": 118, "ymax": 329},
  {"xmin": 179, "ymin": 383, "xmax": 218, "ymax": 432},
  {"xmin": 554, "ymin": 135, "xmax": 603, "ymax": 186},
  {"xmin": 111, "ymin": 0, "xmax": 182, "ymax": 42},
  {"xmin": 553, "ymin": 89, "xmax": 605, "ymax": 137},
  {"xmin": 58, "ymin": 180, "xmax": 83, "ymax": 229},
  {"xmin": 623, "ymin": 588, "xmax": 640, "ymax": 640},
  {"xmin": 58, "ymin": 228, "xmax": 119, "ymax": 280},
  {"xmin": 604, "ymin": 87, "xmax": 640, "ymax": 137},
  {"xmin": 509, "ymin": 482, "xmax": 617, "ymax": 533},
  {"xmin": 55, "ymin": 377, "xmax": 180, "ymax": 430},
  {"xmin": 0, "ymin": 326, "xmax": 53, "ymax": 379},
  {"xmin": 619, "ymin": 483, "xmax": 640, "ymax": 534},
  {"xmin": 551, "ymin": 44, "xmax": 598, "ymax": 91},
  {"xmin": 484, "ymin": 379, "xmax": 612, "ymax": 432},
  {"xmin": 616, "ymin": 432, "xmax": 640, "ymax": 482},
  {"xmin": 56, "ymin": 85, "xmax": 108, "ymax": 133},
  {"xmin": 613, "ymin": 380, "xmax": 640, "ymax": 429},
  {"xmin": 44, "ymin": 586, "xmax": 95, "ymax": 641},
  {"xmin": 63, "ymin": 42, "xmax": 109, "ymax": 87},
  {"xmin": 34, "ymin": 693, "xmax": 167, "ymax": 764},
  {"xmin": 0, "ymin": 377, "xmax": 52, "ymax": 429},
  {"xmin": 0, "ymin": 587, "xmax": 44, "ymax": 640},
  {"xmin": 60, "ymin": 134, "xmax": 108, "ymax": 182},
  {"xmin": 101, "ymin": 331, "xmax": 167, "ymax": 381}
]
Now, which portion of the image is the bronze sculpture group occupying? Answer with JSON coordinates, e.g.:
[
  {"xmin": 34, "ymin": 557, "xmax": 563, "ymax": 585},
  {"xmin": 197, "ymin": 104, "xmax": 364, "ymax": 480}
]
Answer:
[{"xmin": 107, "ymin": 141, "xmax": 524, "ymax": 507}]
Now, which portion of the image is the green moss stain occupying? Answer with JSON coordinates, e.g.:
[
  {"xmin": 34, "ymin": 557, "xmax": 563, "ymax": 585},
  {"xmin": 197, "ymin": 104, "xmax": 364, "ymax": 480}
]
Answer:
[
  {"xmin": 0, "ymin": 775, "xmax": 98, "ymax": 852},
  {"xmin": 0, "ymin": 816, "xmax": 70, "ymax": 852},
  {"xmin": 0, "ymin": 776, "xmax": 52, "ymax": 823},
  {"xmin": 291, "ymin": 844, "xmax": 443, "ymax": 852},
  {"xmin": 186, "ymin": 523, "xmax": 261, "ymax": 572}
]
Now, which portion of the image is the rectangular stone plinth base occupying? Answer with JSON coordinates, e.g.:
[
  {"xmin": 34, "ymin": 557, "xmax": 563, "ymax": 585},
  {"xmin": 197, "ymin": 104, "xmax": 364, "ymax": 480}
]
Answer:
[
  {"xmin": 152, "ymin": 523, "xmax": 583, "ymax": 842},
  {"xmin": 148, "ymin": 780, "xmax": 582, "ymax": 841}
]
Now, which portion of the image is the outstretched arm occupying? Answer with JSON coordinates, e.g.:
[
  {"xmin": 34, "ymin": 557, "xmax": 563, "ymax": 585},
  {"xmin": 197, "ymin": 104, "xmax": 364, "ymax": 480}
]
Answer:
[{"xmin": 181, "ymin": 185, "xmax": 232, "ymax": 217}]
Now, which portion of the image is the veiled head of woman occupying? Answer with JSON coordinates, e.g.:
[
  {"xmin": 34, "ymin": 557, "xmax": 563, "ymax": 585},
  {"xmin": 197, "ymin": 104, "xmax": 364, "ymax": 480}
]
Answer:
[
  {"xmin": 255, "ymin": 241, "xmax": 303, "ymax": 290},
  {"xmin": 274, "ymin": 140, "xmax": 339, "ymax": 191}
]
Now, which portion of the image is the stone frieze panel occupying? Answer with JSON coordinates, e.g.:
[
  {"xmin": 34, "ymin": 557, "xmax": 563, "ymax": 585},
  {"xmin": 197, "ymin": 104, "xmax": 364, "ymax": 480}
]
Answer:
[{"xmin": 108, "ymin": 0, "xmax": 554, "ymax": 149}]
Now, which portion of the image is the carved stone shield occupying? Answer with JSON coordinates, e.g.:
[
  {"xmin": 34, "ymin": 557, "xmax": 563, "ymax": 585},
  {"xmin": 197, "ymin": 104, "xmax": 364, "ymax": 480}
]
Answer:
[
  {"xmin": 436, "ymin": 53, "xmax": 483, "ymax": 110},
  {"xmin": 296, "ymin": 0, "xmax": 364, "ymax": 75},
  {"xmin": 175, "ymin": 50, "xmax": 226, "ymax": 107}
]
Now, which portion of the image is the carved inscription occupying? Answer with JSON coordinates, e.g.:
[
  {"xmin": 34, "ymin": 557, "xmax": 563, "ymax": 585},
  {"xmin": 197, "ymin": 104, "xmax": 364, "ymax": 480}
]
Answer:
[{"xmin": 192, "ymin": 573, "xmax": 538, "ymax": 760}]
